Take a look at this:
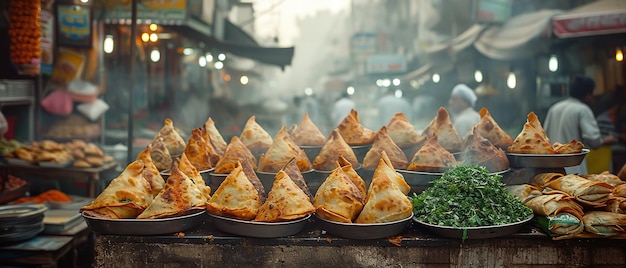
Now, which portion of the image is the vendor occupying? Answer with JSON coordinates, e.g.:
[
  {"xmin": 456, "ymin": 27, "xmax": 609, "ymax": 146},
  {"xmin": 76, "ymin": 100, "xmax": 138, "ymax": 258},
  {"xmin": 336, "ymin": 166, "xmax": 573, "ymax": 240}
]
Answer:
[{"xmin": 448, "ymin": 84, "xmax": 480, "ymax": 137}]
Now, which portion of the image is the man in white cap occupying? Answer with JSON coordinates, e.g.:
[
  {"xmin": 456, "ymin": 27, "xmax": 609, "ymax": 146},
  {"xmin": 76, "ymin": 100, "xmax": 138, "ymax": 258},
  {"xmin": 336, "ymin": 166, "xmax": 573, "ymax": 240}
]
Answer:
[{"xmin": 448, "ymin": 84, "xmax": 480, "ymax": 137}]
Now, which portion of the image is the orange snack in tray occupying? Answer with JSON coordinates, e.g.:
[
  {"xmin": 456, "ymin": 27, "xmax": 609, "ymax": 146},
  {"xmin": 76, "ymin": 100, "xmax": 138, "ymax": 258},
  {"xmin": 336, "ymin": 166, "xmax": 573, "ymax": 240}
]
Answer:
[
  {"xmin": 422, "ymin": 107, "xmax": 463, "ymax": 152},
  {"xmin": 362, "ymin": 126, "xmax": 408, "ymax": 170},
  {"xmin": 290, "ymin": 112, "xmax": 326, "ymax": 147},
  {"xmin": 335, "ymin": 109, "xmax": 375, "ymax": 146},
  {"xmin": 474, "ymin": 107, "xmax": 513, "ymax": 148}
]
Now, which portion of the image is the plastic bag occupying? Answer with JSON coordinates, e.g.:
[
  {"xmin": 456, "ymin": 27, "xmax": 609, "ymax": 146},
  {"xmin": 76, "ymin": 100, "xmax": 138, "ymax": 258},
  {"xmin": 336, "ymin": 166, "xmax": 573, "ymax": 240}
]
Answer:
[
  {"xmin": 67, "ymin": 80, "xmax": 100, "ymax": 103},
  {"xmin": 41, "ymin": 89, "xmax": 73, "ymax": 116},
  {"xmin": 77, "ymin": 99, "xmax": 109, "ymax": 121}
]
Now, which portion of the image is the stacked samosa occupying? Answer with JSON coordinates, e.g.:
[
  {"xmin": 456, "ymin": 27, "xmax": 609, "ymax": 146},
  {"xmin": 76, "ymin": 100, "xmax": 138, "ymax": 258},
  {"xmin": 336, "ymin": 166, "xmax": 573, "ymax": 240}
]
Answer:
[
  {"xmin": 155, "ymin": 118, "xmax": 186, "ymax": 156},
  {"xmin": 508, "ymin": 112, "xmax": 584, "ymax": 154},
  {"xmin": 362, "ymin": 126, "xmax": 408, "ymax": 170},
  {"xmin": 313, "ymin": 130, "xmax": 359, "ymax": 171},
  {"xmin": 407, "ymin": 135, "xmax": 456, "ymax": 172},
  {"xmin": 136, "ymin": 147, "xmax": 166, "ymax": 197},
  {"xmin": 385, "ymin": 112, "xmax": 426, "ymax": 149},
  {"xmin": 213, "ymin": 136, "xmax": 257, "ymax": 174},
  {"xmin": 254, "ymin": 170, "xmax": 315, "ymax": 222},
  {"xmin": 178, "ymin": 154, "xmax": 212, "ymax": 199},
  {"xmin": 422, "ymin": 107, "xmax": 463, "ymax": 152},
  {"xmin": 314, "ymin": 160, "xmax": 366, "ymax": 223},
  {"xmin": 335, "ymin": 109, "xmax": 375, "ymax": 146},
  {"xmin": 462, "ymin": 127, "xmax": 509, "ymax": 172},
  {"xmin": 184, "ymin": 128, "xmax": 220, "ymax": 172},
  {"xmin": 281, "ymin": 158, "xmax": 313, "ymax": 201},
  {"xmin": 207, "ymin": 162, "xmax": 262, "ymax": 220},
  {"xmin": 290, "ymin": 112, "xmax": 326, "ymax": 147},
  {"xmin": 257, "ymin": 126, "xmax": 312, "ymax": 172},
  {"xmin": 149, "ymin": 136, "xmax": 172, "ymax": 171},
  {"xmin": 239, "ymin": 116, "xmax": 273, "ymax": 155},
  {"xmin": 473, "ymin": 108, "xmax": 513, "ymax": 148},
  {"xmin": 203, "ymin": 117, "xmax": 228, "ymax": 156}
]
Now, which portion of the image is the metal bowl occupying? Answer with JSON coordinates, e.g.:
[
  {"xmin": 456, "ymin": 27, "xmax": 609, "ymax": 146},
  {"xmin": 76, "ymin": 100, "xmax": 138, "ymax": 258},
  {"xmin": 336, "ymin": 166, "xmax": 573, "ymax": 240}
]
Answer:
[
  {"xmin": 315, "ymin": 213, "xmax": 413, "ymax": 239},
  {"xmin": 300, "ymin": 145, "xmax": 322, "ymax": 162},
  {"xmin": 208, "ymin": 213, "xmax": 311, "ymax": 238},
  {"xmin": 413, "ymin": 214, "xmax": 534, "ymax": 240},
  {"xmin": 82, "ymin": 209, "xmax": 206, "ymax": 235},
  {"xmin": 506, "ymin": 149, "xmax": 589, "ymax": 168},
  {"xmin": 351, "ymin": 144, "xmax": 372, "ymax": 162},
  {"xmin": 208, "ymin": 172, "xmax": 230, "ymax": 191}
]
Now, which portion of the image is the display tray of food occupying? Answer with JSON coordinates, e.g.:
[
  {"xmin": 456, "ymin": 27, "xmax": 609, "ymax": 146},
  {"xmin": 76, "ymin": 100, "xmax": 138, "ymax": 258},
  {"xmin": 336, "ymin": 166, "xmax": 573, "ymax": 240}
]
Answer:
[
  {"xmin": 0, "ymin": 175, "xmax": 30, "ymax": 204},
  {"xmin": 397, "ymin": 168, "xmax": 510, "ymax": 186},
  {"xmin": 5, "ymin": 158, "xmax": 36, "ymax": 166},
  {"xmin": 208, "ymin": 213, "xmax": 311, "ymax": 238},
  {"xmin": 506, "ymin": 149, "xmax": 589, "ymax": 168},
  {"xmin": 316, "ymin": 213, "xmax": 413, "ymax": 240},
  {"xmin": 38, "ymin": 160, "xmax": 73, "ymax": 168},
  {"xmin": 82, "ymin": 209, "xmax": 207, "ymax": 235},
  {"xmin": 413, "ymin": 214, "xmax": 534, "ymax": 240}
]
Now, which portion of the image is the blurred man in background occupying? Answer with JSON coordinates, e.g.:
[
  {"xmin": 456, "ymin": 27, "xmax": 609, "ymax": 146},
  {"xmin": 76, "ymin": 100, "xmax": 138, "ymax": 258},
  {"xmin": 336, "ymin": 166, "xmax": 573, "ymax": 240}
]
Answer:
[
  {"xmin": 331, "ymin": 91, "xmax": 355, "ymax": 127},
  {"xmin": 448, "ymin": 84, "xmax": 480, "ymax": 137},
  {"xmin": 377, "ymin": 88, "xmax": 411, "ymax": 128}
]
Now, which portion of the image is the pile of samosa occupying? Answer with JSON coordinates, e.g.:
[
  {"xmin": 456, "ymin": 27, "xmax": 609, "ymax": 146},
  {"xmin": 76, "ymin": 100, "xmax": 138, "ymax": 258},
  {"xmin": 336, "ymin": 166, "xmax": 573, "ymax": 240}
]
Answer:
[{"xmin": 507, "ymin": 171, "xmax": 626, "ymax": 240}]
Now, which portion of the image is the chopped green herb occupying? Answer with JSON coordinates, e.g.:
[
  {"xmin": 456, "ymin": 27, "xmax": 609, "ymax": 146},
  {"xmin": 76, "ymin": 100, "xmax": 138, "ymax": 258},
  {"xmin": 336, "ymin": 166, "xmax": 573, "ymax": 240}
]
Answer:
[{"xmin": 122, "ymin": 198, "xmax": 132, "ymax": 203}]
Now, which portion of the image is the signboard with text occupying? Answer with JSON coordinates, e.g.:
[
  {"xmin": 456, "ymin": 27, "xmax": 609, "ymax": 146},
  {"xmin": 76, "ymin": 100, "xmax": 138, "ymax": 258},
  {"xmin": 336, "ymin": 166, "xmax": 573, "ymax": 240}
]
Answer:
[
  {"xmin": 57, "ymin": 5, "xmax": 92, "ymax": 48},
  {"xmin": 365, "ymin": 54, "xmax": 407, "ymax": 74},
  {"xmin": 102, "ymin": 0, "xmax": 188, "ymax": 22}
]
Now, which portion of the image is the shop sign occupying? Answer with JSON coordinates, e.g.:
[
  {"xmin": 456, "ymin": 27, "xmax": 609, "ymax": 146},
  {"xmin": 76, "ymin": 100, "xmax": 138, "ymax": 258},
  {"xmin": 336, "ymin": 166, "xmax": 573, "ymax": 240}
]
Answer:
[
  {"xmin": 352, "ymin": 32, "xmax": 377, "ymax": 61},
  {"xmin": 56, "ymin": 5, "xmax": 92, "ymax": 48},
  {"xmin": 365, "ymin": 54, "xmax": 407, "ymax": 74},
  {"xmin": 472, "ymin": 0, "xmax": 513, "ymax": 23},
  {"xmin": 553, "ymin": 13, "xmax": 626, "ymax": 38},
  {"xmin": 102, "ymin": 0, "xmax": 188, "ymax": 22}
]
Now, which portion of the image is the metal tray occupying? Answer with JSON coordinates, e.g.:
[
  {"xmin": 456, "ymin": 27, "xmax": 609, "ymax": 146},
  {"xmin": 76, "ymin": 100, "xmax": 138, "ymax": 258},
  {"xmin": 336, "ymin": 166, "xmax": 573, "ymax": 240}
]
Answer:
[
  {"xmin": 38, "ymin": 161, "xmax": 72, "ymax": 168},
  {"xmin": 208, "ymin": 213, "xmax": 311, "ymax": 238},
  {"xmin": 351, "ymin": 144, "xmax": 371, "ymax": 162},
  {"xmin": 5, "ymin": 158, "xmax": 36, "ymax": 166},
  {"xmin": 300, "ymin": 145, "xmax": 322, "ymax": 162},
  {"xmin": 82, "ymin": 209, "xmax": 206, "ymax": 235},
  {"xmin": 315, "ymin": 213, "xmax": 413, "ymax": 239},
  {"xmin": 413, "ymin": 214, "xmax": 534, "ymax": 240},
  {"xmin": 506, "ymin": 149, "xmax": 589, "ymax": 168}
]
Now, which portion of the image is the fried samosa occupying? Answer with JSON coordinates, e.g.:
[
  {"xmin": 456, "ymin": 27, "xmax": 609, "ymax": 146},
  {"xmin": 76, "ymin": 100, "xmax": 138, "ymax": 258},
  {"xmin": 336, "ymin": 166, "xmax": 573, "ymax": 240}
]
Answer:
[
  {"xmin": 313, "ymin": 130, "xmax": 359, "ymax": 171},
  {"xmin": 239, "ymin": 116, "xmax": 273, "ymax": 154},
  {"xmin": 614, "ymin": 184, "xmax": 626, "ymax": 198},
  {"xmin": 281, "ymin": 158, "xmax": 313, "ymax": 201},
  {"xmin": 407, "ymin": 135, "xmax": 456, "ymax": 172},
  {"xmin": 530, "ymin": 173, "xmax": 564, "ymax": 188},
  {"xmin": 553, "ymin": 140, "xmax": 584, "ymax": 154},
  {"xmin": 385, "ymin": 112, "xmax": 425, "ymax": 148},
  {"xmin": 581, "ymin": 171, "xmax": 624, "ymax": 187},
  {"xmin": 177, "ymin": 154, "xmax": 212, "ymax": 199},
  {"xmin": 336, "ymin": 155, "xmax": 367, "ymax": 202},
  {"xmin": 524, "ymin": 193, "xmax": 584, "ymax": 218},
  {"xmin": 81, "ymin": 161, "xmax": 153, "ymax": 219},
  {"xmin": 185, "ymin": 128, "xmax": 220, "ymax": 171},
  {"xmin": 314, "ymin": 166, "xmax": 365, "ymax": 223},
  {"xmin": 257, "ymin": 126, "xmax": 312, "ymax": 173},
  {"xmin": 422, "ymin": 107, "xmax": 463, "ymax": 152},
  {"xmin": 203, "ymin": 117, "xmax": 228, "ymax": 156},
  {"xmin": 355, "ymin": 166, "xmax": 412, "ymax": 224},
  {"xmin": 136, "ymin": 146, "xmax": 166, "ymax": 197},
  {"xmin": 362, "ymin": 126, "xmax": 408, "ymax": 170},
  {"xmin": 254, "ymin": 171, "xmax": 315, "ymax": 222},
  {"xmin": 474, "ymin": 107, "xmax": 513, "ymax": 148},
  {"xmin": 508, "ymin": 112, "xmax": 555, "ymax": 154},
  {"xmin": 544, "ymin": 174, "xmax": 614, "ymax": 207},
  {"xmin": 373, "ymin": 151, "xmax": 410, "ymax": 196},
  {"xmin": 149, "ymin": 137, "xmax": 172, "ymax": 171},
  {"xmin": 241, "ymin": 158, "xmax": 266, "ymax": 200},
  {"xmin": 606, "ymin": 197, "xmax": 626, "ymax": 214},
  {"xmin": 462, "ymin": 127, "xmax": 509, "ymax": 172},
  {"xmin": 506, "ymin": 184, "xmax": 543, "ymax": 203},
  {"xmin": 583, "ymin": 211, "xmax": 626, "ymax": 236},
  {"xmin": 206, "ymin": 162, "xmax": 262, "ymax": 220},
  {"xmin": 156, "ymin": 118, "xmax": 186, "ymax": 155},
  {"xmin": 213, "ymin": 136, "xmax": 257, "ymax": 174},
  {"xmin": 290, "ymin": 112, "xmax": 326, "ymax": 146},
  {"xmin": 335, "ymin": 109, "xmax": 375, "ymax": 146}
]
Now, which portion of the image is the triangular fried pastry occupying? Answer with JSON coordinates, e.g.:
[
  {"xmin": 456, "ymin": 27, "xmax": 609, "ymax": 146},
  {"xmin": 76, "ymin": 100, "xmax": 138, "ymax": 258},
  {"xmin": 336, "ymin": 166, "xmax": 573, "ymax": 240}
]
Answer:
[
  {"xmin": 241, "ymin": 158, "xmax": 266, "ymax": 200},
  {"xmin": 254, "ymin": 170, "xmax": 315, "ymax": 222},
  {"xmin": 527, "ymin": 112, "xmax": 548, "ymax": 140},
  {"xmin": 281, "ymin": 158, "xmax": 313, "ymax": 201},
  {"xmin": 136, "ymin": 146, "xmax": 165, "ymax": 197},
  {"xmin": 407, "ymin": 135, "xmax": 456, "ymax": 172},
  {"xmin": 475, "ymin": 107, "xmax": 513, "ymax": 148},
  {"xmin": 362, "ymin": 126, "xmax": 408, "ymax": 170},
  {"xmin": 81, "ymin": 161, "xmax": 152, "ymax": 219},
  {"xmin": 376, "ymin": 151, "xmax": 410, "ymax": 195},
  {"xmin": 385, "ymin": 112, "xmax": 425, "ymax": 148},
  {"xmin": 313, "ymin": 167, "xmax": 365, "ymax": 223},
  {"xmin": 149, "ymin": 136, "xmax": 172, "ymax": 171},
  {"xmin": 206, "ymin": 162, "xmax": 262, "ymax": 220},
  {"xmin": 214, "ymin": 136, "xmax": 257, "ymax": 174},
  {"xmin": 335, "ymin": 109, "xmax": 375, "ymax": 146},
  {"xmin": 313, "ymin": 130, "xmax": 359, "ymax": 171},
  {"xmin": 336, "ymin": 155, "xmax": 367, "ymax": 202},
  {"xmin": 185, "ymin": 128, "xmax": 220, "ymax": 171},
  {"xmin": 239, "ymin": 116, "xmax": 273, "ymax": 152},
  {"xmin": 257, "ymin": 126, "xmax": 312, "ymax": 172},
  {"xmin": 462, "ymin": 127, "xmax": 509, "ymax": 172},
  {"xmin": 136, "ymin": 162, "xmax": 207, "ymax": 219},
  {"xmin": 203, "ymin": 117, "xmax": 227, "ymax": 156},
  {"xmin": 177, "ymin": 154, "xmax": 212, "ymax": 199},
  {"xmin": 157, "ymin": 118, "xmax": 186, "ymax": 155},
  {"xmin": 355, "ymin": 167, "xmax": 412, "ymax": 223},
  {"xmin": 507, "ymin": 120, "xmax": 555, "ymax": 154},
  {"xmin": 422, "ymin": 107, "xmax": 463, "ymax": 152},
  {"xmin": 291, "ymin": 112, "xmax": 326, "ymax": 146},
  {"xmin": 553, "ymin": 140, "xmax": 584, "ymax": 154}
]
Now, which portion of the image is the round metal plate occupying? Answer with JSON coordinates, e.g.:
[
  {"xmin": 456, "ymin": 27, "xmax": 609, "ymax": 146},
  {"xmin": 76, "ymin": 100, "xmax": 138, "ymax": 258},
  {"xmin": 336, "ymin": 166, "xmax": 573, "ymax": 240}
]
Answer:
[
  {"xmin": 506, "ymin": 149, "xmax": 589, "ymax": 168},
  {"xmin": 315, "ymin": 213, "xmax": 413, "ymax": 240},
  {"xmin": 82, "ymin": 209, "xmax": 206, "ymax": 235},
  {"xmin": 208, "ymin": 213, "xmax": 311, "ymax": 238}
]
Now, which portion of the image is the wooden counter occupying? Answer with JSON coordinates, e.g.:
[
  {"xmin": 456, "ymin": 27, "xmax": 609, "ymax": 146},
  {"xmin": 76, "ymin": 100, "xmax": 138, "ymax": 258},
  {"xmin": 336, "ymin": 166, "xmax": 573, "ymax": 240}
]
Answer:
[{"xmin": 93, "ymin": 214, "xmax": 626, "ymax": 268}]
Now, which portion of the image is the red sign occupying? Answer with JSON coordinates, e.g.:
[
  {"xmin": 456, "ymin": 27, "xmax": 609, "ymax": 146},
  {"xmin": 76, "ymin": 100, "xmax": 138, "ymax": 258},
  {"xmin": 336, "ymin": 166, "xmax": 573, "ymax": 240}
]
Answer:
[{"xmin": 553, "ymin": 12, "xmax": 626, "ymax": 38}]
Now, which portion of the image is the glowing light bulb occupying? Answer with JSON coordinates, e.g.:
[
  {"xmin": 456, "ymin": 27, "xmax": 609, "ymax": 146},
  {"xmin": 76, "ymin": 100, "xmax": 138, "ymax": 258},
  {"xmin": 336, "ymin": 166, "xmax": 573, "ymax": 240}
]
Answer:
[
  {"xmin": 103, "ymin": 35, "xmax": 114, "ymax": 54},
  {"xmin": 507, "ymin": 73, "xmax": 516, "ymax": 89},
  {"xmin": 617, "ymin": 49, "xmax": 624, "ymax": 62},
  {"xmin": 548, "ymin": 55, "xmax": 558, "ymax": 72},
  {"xmin": 432, "ymin": 73, "xmax": 440, "ymax": 83},
  {"xmin": 474, "ymin": 70, "xmax": 483, "ymax": 83}
]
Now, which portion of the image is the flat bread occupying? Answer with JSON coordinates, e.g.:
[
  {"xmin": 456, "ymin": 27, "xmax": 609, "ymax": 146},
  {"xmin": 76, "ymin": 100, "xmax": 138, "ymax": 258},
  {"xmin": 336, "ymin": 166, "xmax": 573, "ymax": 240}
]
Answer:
[
  {"xmin": 136, "ymin": 146, "xmax": 165, "ymax": 197},
  {"xmin": 177, "ymin": 154, "xmax": 212, "ymax": 199},
  {"xmin": 475, "ymin": 107, "xmax": 513, "ymax": 148},
  {"xmin": 581, "ymin": 171, "xmax": 624, "ymax": 187},
  {"xmin": 81, "ymin": 161, "xmax": 153, "ymax": 219},
  {"xmin": 240, "ymin": 116, "xmax": 273, "ymax": 152},
  {"xmin": 313, "ymin": 130, "xmax": 359, "ymax": 171},
  {"xmin": 291, "ymin": 112, "xmax": 326, "ymax": 146},
  {"xmin": 149, "ymin": 137, "xmax": 172, "ymax": 171},
  {"xmin": 362, "ymin": 126, "xmax": 408, "ymax": 170},
  {"xmin": 136, "ymin": 162, "xmax": 207, "ymax": 219},
  {"xmin": 553, "ymin": 140, "xmax": 584, "ymax": 154},
  {"xmin": 462, "ymin": 127, "xmax": 509, "ymax": 172},
  {"xmin": 335, "ymin": 109, "xmax": 375, "ymax": 146},
  {"xmin": 257, "ymin": 126, "xmax": 312, "ymax": 172},
  {"xmin": 422, "ymin": 107, "xmax": 463, "ymax": 152},
  {"xmin": 203, "ymin": 117, "xmax": 228, "ymax": 156},
  {"xmin": 185, "ymin": 128, "xmax": 220, "ymax": 171},
  {"xmin": 507, "ymin": 120, "xmax": 555, "ymax": 154},
  {"xmin": 253, "ymin": 170, "xmax": 315, "ymax": 222},
  {"xmin": 214, "ymin": 136, "xmax": 257, "ymax": 174},
  {"xmin": 313, "ymin": 166, "xmax": 365, "ymax": 223},
  {"xmin": 206, "ymin": 162, "xmax": 262, "ymax": 220},
  {"xmin": 157, "ymin": 118, "xmax": 186, "ymax": 155},
  {"xmin": 355, "ymin": 165, "xmax": 412, "ymax": 223},
  {"xmin": 281, "ymin": 158, "xmax": 313, "ymax": 201},
  {"xmin": 407, "ymin": 135, "xmax": 456, "ymax": 172},
  {"xmin": 385, "ymin": 112, "xmax": 425, "ymax": 148},
  {"xmin": 544, "ymin": 174, "xmax": 614, "ymax": 207}
]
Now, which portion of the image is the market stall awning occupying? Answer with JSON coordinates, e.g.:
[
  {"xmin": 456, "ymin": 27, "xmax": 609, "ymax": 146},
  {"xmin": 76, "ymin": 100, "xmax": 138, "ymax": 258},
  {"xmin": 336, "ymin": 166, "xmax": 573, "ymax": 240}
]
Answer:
[
  {"xmin": 474, "ymin": 9, "xmax": 562, "ymax": 60},
  {"xmin": 552, "ymin": 0, "xmax": 626, "ymax": 38}
]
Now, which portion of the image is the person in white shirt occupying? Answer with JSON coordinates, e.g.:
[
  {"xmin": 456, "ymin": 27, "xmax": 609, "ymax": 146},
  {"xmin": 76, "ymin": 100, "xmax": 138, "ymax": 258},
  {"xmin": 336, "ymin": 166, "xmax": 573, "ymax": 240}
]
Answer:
[
  {"xmin": 448, "ymin": 84, "xmax": 480, "ymax": 137},
  {"xmin": 544, "ymin": 75, "xmax": 616, "ymax": 174},
  {"xmin": 331, "ymin": 92, "xmax": 355, "ymax": 127},
  {"xmin": 377, "ymin": 88, "xmax": 411, "ymax": 128}
]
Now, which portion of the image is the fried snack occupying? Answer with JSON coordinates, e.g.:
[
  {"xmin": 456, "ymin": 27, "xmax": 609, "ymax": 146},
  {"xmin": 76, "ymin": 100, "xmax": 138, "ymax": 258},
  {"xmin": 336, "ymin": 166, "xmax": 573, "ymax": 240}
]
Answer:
[
  {"xmin": 553, "ymin": 140, "xmax": 584, "ymax": 154},
  {"xmin": 462, "ymin": 127, "xmax": 509, "ymax": 172},
  {"xmin": 614, "ymin": 184, "xmax": 626, "ymax": 198},
  {"xmin": 313, "ymin": 166, "xmax": 365, "ymax": 223},
  {"xmin": 355, "ymin": 163, "xmax": 412, "ymax": 224},
  {"xmin": 149, "ymin": 137, "xmax": 172, "ymax": 171},
  {"xmin": 583, "ymin": 211, "xmax": 626, "ymax": 237},
  {"xmin": 156, "ymin": 118, "xmax": 187, "ymax": 155},
  {"xmin": 185, "ymin": 128, "xmax": 219, "ymax": 171},
  {"xmin": 474, "ymin": 107, "xmax": 513, "ymax": 148},
  {"xmin": 213, "ymin": 136, "xmax": 257, "ymax": 174},
  {"xmin": 544, "ymin": 174, "xmax": 614, "ymax": 207},
  {"xmin": 178, "ymin": 154, "xmax": 211, "ymax": 199},
  {"xmin": 362, "ymin": 126, "xmax": 408, "ymax": 170},
  {"xmin": 241, "ymin": 159, "xmax": 266, "ymax": 200},
  {"xmin": 13, "ymin": 147, "xmax": 35, "ymax": 162},
  {"xmin": 257, "ymin": 126, "xmax": 312, "ymax": 173},
  {"xmin": 313, "ymin": 130, "xmax": 359, "ymax": 171},
  {"xmin": 386, "ymin": 112, "xmax": 426, "ymax": 148},
  {"xmin": 372, "ymin": 151, "xmax": 410, "ymax": 196},
  {"xmin": 40, "ymin": 140, "xmax": 64, "ymax": 151},
  {"xmin": 136, "ymin": 146, "xmax": 166, "ymax": 197},
  {"xmin": 254, "ymin": 170, "xmax": 315, "ymax": 222},
  {"xmin": 206, "ymin": 162, "xmax": 262, "ymax": 220},
  {"xmin": 528, "ymin": 111, "xmax": 548, "ymax": 139},
  {"xmin": 581, "ymin": 171, "xmax": 624, "ymax": 187},
  {"xmin": 336, "ymin": 155, "xmax": 367, "ymax": 203},
  {"xmin": 203, "ymin": 117, "xmax": 228, "ymax": 156},
  {"xmin": 530, "ymin": 173, "xmax": 564, "ymax": 188},
  {"xmin": 81, "ymin": 161, "xmax": 153, "ymax": 219},
  {"xmin": 505, "ymin": 184, "xmax": 543, "ymax": 203},
  {"xmin": 335, "ymin": 109, "xmax": 375, "ymax": 146},
  {"xmin": 85, "ymin": 156, "xmax": 104, "ymax": 167},
  {"xmin": 72, "ymin": 148, "xmax": 85, "ymax": 159},
  {"xmin": 239, "ymin": 116, "xmax": 273, "ymax": 153},
  {"xmin": 422, "ymin": 107, "xmax": 463, "ymax": 152},
  {"xmin": 290, "ymin": 112, "xmax": 326, "ymax": 146},
  {"xmin": 84, "ymin": 143, "xmax": 104, "ymax": 157},
  {"xmin": 606, "ymin": 197, "xmax": 626, "ymax": 214},
  {"xmin": 407, "ymin": 135, "xmax": 456, "ymax": 172},
  {"xmin": 73, "ymin": 159, "xmax": 91, "ymax": 168},
  {"xmin": 508, "ymin": 112, "xmax": 555, "ymax": 154},
  {"xmin": 281, "ymin": 158, "xmax": 312, "ymax": 201}
]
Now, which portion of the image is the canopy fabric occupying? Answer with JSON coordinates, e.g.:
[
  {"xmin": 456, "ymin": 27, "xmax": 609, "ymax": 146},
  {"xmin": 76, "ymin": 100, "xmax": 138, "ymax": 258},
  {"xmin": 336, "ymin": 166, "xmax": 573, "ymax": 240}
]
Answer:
[
  {"xmin": 474, "ymin": 9, "xmax": 562, "ymax": 60},
  {"xmin": 552, "ymin": 0, "xmax": 626, "ymax": 38}
]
